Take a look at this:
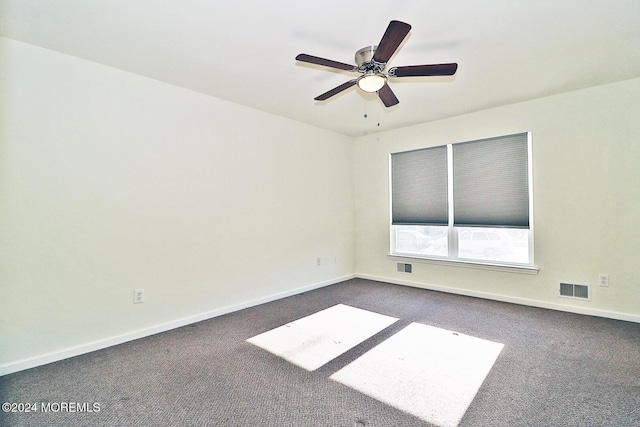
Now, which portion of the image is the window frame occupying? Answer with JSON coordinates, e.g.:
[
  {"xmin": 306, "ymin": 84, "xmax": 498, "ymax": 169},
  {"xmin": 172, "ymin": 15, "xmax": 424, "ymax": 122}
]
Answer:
[{"xmin": 389, "ymin": 132, "xmax": 537, "ymax": 273}]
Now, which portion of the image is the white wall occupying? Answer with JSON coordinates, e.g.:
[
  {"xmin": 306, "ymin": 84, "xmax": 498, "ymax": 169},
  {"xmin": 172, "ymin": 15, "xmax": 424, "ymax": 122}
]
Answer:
[
  {"xmin": 0, "ymin": 38, "xmax": 355, "ymax": 372},
  {"xmin": 354, "ymin": 77, "xmax": 640, "ymax": 321}
]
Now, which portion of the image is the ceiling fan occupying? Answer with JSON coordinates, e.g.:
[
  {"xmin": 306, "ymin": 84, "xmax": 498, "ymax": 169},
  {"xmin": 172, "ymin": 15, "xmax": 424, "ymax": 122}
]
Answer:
[{"xmin": 296, "ymin": 20, "xmax": 458, "ymax": 107}]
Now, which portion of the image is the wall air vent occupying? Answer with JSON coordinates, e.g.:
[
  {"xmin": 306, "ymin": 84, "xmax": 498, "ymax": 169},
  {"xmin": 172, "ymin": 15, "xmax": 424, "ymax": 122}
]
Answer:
[
  {"xmin": 397, "ymin": 262, "xmax": 412, "ymax": 273},
  {"xmin": 559, "ymin": 282, "xmax": 589, "ymax": 300}
]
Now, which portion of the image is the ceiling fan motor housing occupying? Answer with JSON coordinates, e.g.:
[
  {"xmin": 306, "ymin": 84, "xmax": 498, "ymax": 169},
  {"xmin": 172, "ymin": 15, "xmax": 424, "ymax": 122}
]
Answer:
[{"xmin": 355, "ymin": 46, "xmax": 385, "ymax": 73}]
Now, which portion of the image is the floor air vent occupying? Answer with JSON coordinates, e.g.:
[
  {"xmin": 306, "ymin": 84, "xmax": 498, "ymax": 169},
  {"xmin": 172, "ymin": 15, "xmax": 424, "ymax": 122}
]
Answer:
[
  {"xmin": 397, "ymin": 262, "xmax": 412, "ymax": 273},
  {"xmin": 559, "ymin": 282, "xmax": 589, "ymax": 300}
]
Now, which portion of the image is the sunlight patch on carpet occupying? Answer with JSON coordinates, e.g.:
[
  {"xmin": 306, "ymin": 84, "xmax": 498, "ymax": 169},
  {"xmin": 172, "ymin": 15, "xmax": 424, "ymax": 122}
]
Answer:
[
  {"xmin": 246, "ymin": 304, "xmax": 398, "ymax": 371},
  {"xmin": 330, "ymin": 323, "xmax": 504, "ymax": 427}
]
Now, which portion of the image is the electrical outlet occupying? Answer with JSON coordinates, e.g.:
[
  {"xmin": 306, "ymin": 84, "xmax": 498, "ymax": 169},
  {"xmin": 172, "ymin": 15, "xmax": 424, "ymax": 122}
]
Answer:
[
  {"xmin": 134, "ymin": 289, "xmax": 145, "ymax": 304},
  {"xmin": 598, "ymin": 274, "xmax": 609, "ymax": 287},
  {"xmin": 316, "ymin": 257, "xmax": 321, "ymax": 266}
]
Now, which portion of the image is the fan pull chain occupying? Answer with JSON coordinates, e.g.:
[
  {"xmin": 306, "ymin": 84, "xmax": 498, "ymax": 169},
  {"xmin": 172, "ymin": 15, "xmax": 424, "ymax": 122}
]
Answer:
[{"xmin": 362, "ymin": 101, "xmax": 382, "ymax": 131}]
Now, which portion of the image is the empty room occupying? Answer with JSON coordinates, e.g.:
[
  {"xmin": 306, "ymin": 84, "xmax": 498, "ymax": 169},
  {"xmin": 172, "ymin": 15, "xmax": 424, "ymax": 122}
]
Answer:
[{"xmin": 1, "ymin": 1, "xmax": 639, "ymax": 426}]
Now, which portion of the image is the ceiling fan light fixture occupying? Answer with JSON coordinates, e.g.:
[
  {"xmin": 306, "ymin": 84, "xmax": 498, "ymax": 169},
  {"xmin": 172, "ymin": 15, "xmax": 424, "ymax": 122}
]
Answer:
[{"xmin": 357, "ymin": 74, "xmax": 386, "ymax": 93}]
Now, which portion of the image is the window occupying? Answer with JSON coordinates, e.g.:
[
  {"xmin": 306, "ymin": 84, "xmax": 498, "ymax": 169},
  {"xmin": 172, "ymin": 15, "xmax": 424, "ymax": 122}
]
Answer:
[{"xmin": 391, "ymin": 132, "xmax": 533, "ymax": 267}]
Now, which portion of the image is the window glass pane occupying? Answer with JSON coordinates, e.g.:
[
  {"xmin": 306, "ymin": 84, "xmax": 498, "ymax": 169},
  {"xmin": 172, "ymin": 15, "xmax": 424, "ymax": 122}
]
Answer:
[
  {"xmin": 457, "ymin": 227, "xmax": 529, "ymax": 264},
  {"xmin": 394, "ymin": 225, "xmax": 448, "ymax": 257}
]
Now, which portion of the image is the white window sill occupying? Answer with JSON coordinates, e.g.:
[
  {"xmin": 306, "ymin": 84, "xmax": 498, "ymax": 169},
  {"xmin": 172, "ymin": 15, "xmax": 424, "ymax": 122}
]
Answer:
[{"xmin": 388, "ymin": 254, "xmax": 539, "ymax": 275}]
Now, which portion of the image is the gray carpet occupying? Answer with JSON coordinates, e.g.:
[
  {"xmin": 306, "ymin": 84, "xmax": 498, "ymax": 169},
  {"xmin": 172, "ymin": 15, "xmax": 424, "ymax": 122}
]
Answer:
[{"xmin": 1, "ymin": 278, "xmax": 639, "ymax": 426}]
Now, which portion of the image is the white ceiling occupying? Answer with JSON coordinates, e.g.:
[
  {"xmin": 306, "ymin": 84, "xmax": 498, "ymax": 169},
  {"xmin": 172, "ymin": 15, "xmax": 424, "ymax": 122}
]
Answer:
[{"xmin": 2, "ymin": 1, "xmax": 639, "ymax": 137}]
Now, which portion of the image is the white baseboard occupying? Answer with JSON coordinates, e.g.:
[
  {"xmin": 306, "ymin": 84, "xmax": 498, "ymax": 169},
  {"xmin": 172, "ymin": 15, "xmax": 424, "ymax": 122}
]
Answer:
[
  {"xmin": 0, "ymin": 274, "xmax": 355, "ymax": 377},
  {"xmin": 356, "ymin": 273, "xmax": 640, "ymax": 324},
  {"xmin": 4, "ymin": 272, "xmax": 636, "ymax": 376}
]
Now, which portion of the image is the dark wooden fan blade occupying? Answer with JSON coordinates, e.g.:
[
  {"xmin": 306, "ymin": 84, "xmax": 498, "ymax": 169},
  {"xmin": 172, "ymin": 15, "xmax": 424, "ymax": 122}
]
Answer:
[
  {"xmin": 378, "ymin": 83, "xmax": 399, "ymax": 107},
  {"xmin": 296, "ymin": 54, "xmax": 355, "ymax": 71},
  {"xmin": 314, "ymin": 79, "xmax": 357, "ymax": 101},
  {"xmin": 391, "ymin": 63, "xmax": 458, "ymax": 77},
  {"xmin": 372, "ymin": 20, "xmax": 411, "ymax": 64}
]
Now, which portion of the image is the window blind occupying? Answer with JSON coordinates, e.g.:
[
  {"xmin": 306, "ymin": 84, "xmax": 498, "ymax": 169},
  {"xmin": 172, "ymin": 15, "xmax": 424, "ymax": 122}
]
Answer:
[
  {"xmin": 452, "ymin": 133, "xmax": 529, "ymax": 228},
  {"xmin": 391, "ymin": 146, "xmax": 448, "ymax": 225}
]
